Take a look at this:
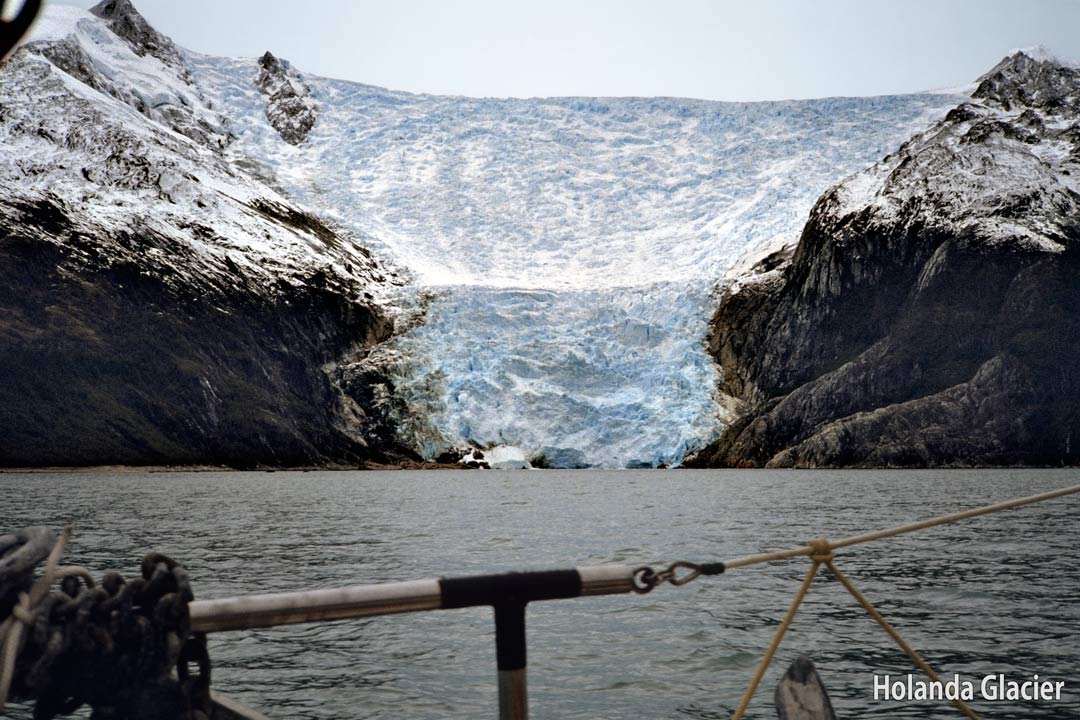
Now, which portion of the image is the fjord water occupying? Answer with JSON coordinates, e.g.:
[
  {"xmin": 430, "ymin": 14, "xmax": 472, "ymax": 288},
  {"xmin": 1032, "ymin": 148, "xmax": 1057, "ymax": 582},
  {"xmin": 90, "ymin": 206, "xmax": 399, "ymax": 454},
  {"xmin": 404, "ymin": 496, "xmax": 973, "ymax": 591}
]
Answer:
[{"xmin": 3, "ymin": 469, "xmax": 1077, "ymax": 719}]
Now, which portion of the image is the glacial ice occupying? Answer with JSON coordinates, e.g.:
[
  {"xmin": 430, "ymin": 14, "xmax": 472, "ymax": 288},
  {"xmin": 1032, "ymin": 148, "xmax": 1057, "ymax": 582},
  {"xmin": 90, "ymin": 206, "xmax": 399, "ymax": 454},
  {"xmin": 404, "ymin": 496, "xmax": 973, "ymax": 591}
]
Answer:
[
  {"xmin": 463, "ymin": 446, "xmax": 531, "ymax": 470},
  {"xmin": 180, "ymin": 49, "xmax": 967, "ymax": 467},
  {"xmin": 382, "ymin": 284, "xmax": 726, "ymax": 468}
]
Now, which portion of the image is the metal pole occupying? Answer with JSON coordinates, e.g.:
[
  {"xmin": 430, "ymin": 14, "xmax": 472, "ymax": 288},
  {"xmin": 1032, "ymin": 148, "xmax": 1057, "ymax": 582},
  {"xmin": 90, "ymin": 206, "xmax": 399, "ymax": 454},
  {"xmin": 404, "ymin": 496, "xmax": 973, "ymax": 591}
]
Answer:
[
  {"xmin": 189, "ymin": 579, "xmax": 443, "ymax": 633},
  {"xmin": 188, "ymin": 566, "xmax": 635, "ymax": 718},
  {"xmin": 190, "ymin": 564, "xmax": 634, "ymax": 633},
  {"xmin": 495, "ymin": 603, "xmax": 528, "ymax": 720}
]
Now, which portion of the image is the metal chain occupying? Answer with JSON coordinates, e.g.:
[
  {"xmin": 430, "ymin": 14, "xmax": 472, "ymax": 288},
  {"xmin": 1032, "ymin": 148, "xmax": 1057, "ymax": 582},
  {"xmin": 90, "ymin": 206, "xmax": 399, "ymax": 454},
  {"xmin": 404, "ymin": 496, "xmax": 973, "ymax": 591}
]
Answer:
[
  {"xmin": 0, "ymin": 527, "xmax": 211, "ymax": 720},
  {"xmin": 631, "ymin": 560, "xmax": 725, "ymax": 594}
]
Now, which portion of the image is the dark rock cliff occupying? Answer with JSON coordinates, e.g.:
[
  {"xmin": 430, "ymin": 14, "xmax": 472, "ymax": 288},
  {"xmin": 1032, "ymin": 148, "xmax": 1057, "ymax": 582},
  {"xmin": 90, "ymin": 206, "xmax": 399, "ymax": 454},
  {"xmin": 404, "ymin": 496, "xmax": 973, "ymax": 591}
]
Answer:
[
  {"xmin": 0, "ymin": 198, "xmax": 405, "ymax": 467},
  {"xmin": 0, "ymin": 9, "xmax": 417, "ymax": 468},
  {"xmin": 689, "ymin": 50, "xmax": 1080, "ymax": 468}
]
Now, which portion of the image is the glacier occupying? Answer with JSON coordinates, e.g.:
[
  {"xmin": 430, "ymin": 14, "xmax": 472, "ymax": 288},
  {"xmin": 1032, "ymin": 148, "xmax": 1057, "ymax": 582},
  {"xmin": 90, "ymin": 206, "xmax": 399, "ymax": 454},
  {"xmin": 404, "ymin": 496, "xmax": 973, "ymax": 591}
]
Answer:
[
  {"xmin": 375, "ymin": 283, "xmax": 725, "ymax": 468},
  {"xmin": 185, "ymin": 50, "xmax": 965, "ymax": 467},
  {"xmin": 21, "ymin": 5, "xmax": 969, "ymax": 467}
]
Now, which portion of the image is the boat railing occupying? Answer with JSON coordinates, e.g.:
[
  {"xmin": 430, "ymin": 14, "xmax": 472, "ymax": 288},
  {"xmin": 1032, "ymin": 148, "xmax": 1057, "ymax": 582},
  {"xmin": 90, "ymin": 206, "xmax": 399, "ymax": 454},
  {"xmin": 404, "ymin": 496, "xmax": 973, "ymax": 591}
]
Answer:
[{"xmin": 183, "ymin": 483, "xmax": 1080, "ymax": 720}]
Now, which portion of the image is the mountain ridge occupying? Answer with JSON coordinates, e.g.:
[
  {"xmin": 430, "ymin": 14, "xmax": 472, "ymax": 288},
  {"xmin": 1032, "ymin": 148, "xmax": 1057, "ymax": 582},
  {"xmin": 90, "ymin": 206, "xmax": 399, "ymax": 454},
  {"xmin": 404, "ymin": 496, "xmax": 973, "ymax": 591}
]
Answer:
[
  {"xmin": 0, "ymin": 2, "xmax": 419, "ymax": 467},
  {"xmin": 5, "ymin": 3, "xmax": 1074, "ymax": 468},
  {"xmin": 689, "ymin": 49, "xmax": 1080, "ymax": 468}
]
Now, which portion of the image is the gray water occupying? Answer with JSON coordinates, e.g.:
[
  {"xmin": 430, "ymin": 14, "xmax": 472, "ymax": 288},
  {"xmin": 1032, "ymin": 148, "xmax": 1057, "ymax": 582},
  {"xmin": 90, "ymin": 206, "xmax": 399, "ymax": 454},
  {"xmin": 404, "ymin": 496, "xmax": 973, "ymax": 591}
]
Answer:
[{"xmin": 1, "ymin": 469, "xmax": 1078, "ymax": 719}]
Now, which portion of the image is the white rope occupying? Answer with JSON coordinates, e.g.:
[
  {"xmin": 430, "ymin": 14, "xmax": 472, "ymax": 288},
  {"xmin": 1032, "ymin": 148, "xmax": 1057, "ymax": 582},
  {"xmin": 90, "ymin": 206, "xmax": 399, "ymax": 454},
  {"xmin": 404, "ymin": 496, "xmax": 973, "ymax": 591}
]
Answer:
[
  {"xmin": 0, "ymin": 526, "xmax": 71, "ymax": 711},
  {"xmin": 722, "ymin": 482, "xmax": 1080, "ymax": 570}
]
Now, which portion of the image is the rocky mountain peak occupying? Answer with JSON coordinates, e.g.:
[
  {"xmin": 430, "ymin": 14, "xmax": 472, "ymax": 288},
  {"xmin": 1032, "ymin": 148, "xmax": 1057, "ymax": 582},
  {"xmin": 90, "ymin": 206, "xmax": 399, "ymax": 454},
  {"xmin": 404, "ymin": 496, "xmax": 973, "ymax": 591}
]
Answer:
[
  {"xmin": 973, "ymin": 47, "xmax": 1080, "ymax": 114},
  {"xmin": 693, "ymin": 49, "xmax": 1080, "ymax": 469},
  {"xmin": 21, "ymin": 1, "xmax": 228, "ymax": 149},
  {"xmin": 90, "ymin": 0, "xmax": 187, "ymax": 75},
  {"xmin": 258, "ymin": 50, "xmax": 284, "ymax": 74},
  {"xmin": 254, "ymin": 50, "xmax": 318, "ymax": 145},
  {"xmin": 89, "ymin": 0, "xmax": 137, "ymax": 19}
]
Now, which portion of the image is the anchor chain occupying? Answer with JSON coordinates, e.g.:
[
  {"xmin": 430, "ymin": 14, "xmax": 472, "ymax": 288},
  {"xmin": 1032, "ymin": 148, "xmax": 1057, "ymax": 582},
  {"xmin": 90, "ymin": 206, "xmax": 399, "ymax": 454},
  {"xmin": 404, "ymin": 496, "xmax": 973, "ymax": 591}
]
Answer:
[{"xmin": 0, "ymin": 526, "xmax": 211, "ymax": 720}]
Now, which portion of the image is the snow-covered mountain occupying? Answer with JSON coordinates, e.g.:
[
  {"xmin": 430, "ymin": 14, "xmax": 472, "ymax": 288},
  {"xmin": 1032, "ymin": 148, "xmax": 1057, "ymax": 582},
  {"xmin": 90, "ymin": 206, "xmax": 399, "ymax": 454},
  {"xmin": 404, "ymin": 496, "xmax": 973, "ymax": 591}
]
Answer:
[
  {"xmin": 3, "ymin": 1, "xmax": 976, "ymax": 466},
  {"xmin": 692, "ymin": 48, "xmax": 1080, "ymax": 468},
  {"xmin": 0, "ymin": 2, "xmax": 412, "ymax": 466}
]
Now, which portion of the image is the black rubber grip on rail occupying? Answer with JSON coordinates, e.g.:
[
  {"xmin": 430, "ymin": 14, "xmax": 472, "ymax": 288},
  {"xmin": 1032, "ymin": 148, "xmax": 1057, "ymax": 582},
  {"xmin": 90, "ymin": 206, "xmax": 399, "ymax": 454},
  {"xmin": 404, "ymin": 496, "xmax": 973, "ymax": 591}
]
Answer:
[
  {"xmin": 494, "ymin": 602, "xmax": 527, "ymax": 671},
  {"xmin": 699, "ymin": 562, "xmax": 726, "ymax": 575},
  {"xmin": 439, "ymin": 569, "xmax": 583, "ymax": 609}
]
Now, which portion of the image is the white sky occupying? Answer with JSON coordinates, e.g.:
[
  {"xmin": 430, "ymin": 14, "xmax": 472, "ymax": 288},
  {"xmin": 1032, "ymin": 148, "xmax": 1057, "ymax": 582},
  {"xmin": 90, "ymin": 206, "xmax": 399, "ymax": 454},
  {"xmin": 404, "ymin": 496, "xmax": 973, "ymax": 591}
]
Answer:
[{"xmin": 56, "ymin": 0, "xmax": 1080, "ymax": 101}]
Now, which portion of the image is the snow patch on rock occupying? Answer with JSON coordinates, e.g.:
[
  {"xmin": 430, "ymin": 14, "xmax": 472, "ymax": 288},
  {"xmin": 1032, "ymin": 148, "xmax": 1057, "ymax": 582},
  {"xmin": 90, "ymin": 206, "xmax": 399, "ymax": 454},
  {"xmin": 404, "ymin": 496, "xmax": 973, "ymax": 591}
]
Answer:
[
  {"xmin": 825, "ymin": 50, "xmax": 1080, "ymax": 255},
  {"xmin": 24, "ymin": 3, "xmax": 230, "ymax": 149}
]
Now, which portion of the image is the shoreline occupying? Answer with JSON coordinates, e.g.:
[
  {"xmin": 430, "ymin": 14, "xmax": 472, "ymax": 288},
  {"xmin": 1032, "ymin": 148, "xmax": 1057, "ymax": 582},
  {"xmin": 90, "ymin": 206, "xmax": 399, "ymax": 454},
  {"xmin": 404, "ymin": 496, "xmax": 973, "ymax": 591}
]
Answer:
[
  {"xmin": 2, "ymin": 463, "xmax": 1078, "ymax": 473},
  {"xmin": 0, "ymin": 460, "xmax": 479, "ymax": 474}
]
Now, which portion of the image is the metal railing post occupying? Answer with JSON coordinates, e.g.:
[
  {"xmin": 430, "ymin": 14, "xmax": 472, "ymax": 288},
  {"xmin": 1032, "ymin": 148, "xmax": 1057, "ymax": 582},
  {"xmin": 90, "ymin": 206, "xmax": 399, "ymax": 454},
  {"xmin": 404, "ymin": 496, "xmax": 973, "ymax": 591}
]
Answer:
[
  {"xmin": 494, "ymin": 602, "xmax": 527, "ymax": 720},
  {"xmin": 188, "ymin": 564, "xmax": 637, "ymax": 718}
]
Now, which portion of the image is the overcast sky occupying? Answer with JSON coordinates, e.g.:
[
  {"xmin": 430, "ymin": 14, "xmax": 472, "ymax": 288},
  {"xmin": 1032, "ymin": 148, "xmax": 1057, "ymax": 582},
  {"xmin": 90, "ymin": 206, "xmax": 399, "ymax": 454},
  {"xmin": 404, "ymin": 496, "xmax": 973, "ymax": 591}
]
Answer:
[{"xmin": 55, "ymin": 0, "xmax": 1080, "ymax": 101}]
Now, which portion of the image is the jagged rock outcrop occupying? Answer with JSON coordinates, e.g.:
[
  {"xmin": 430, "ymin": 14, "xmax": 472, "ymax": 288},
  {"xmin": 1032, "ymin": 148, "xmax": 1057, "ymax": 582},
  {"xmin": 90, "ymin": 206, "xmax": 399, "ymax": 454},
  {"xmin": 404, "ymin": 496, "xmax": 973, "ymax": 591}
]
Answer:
[
  {"xmin": 90, "ymin": 0, "xmax": 187, "ymax": 76},
  {"xmin": 0, "ymin": 198, "xmax": 401, "ymax": 467},
  {"xmin": 0, "ymin": 9, "xmax": 416, "ymax": 467},
  {"xmin": 24, "ymin": 0, "xmax": 231, "ymax": 149},
  {"xmin": 254, "ymin": 51, "xmax": 317, "ymax": 145},
  {"xmin": 689, "ymin": 49, "xmax": 1080, "ymax": 468}
]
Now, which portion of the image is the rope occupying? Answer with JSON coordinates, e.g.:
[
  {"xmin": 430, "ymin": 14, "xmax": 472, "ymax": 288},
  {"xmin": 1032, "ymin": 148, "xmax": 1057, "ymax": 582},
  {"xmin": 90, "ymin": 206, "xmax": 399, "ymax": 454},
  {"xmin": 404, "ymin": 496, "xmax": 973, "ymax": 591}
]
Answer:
[
  {"xmin": 721, "ymin": 482, "xmax": 1080, "ymax": 571},
  {"xmin": 827, "ymin": 560, "xmax": 979, "ymax": 720},
  {"xmin": 0, "ymin": 525, "xmax": 69, "ymax": 710},
  {"xmin": 730, "ymin": 536, "xmax": 983, "ymax": 719},
  {"xmin": 720, "ymin": 484, "xmax": 1080, "ymax": 718},
  {"xmin": 731, "ymin": 549, "xmax": 826, "ymax": 719},
  {"xmin": 723, "ymin": 483, "xmax": 1080, "ymax": 720}
]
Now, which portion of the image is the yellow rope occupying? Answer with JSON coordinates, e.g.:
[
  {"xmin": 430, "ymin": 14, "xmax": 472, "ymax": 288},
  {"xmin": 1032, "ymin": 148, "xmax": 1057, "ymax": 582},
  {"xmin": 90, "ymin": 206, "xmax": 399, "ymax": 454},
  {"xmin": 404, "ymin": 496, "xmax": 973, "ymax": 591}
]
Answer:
[
  {"xmin": 731, "ymin": 541, "xmax": 833, "ymax": 719},
  {"xmin": 722, "ymin": 482, "xmax": 1080, "ymax": 571},
  {"xmin": 726, "ymin": 484, "xmax": 1080, "ymax": 718},
  {"xmin": 826, "ymin": 559, "xmax": 979, "ymax": 720},
  {"xmin": 732, "ymin": 539, "xmax": 982, "ymax": 719},
  {"xmin": 0, "ymin": 526, "xmax": 71, "ymax": 711}
]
